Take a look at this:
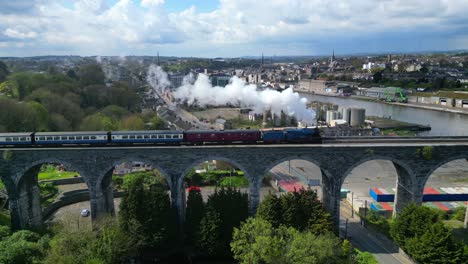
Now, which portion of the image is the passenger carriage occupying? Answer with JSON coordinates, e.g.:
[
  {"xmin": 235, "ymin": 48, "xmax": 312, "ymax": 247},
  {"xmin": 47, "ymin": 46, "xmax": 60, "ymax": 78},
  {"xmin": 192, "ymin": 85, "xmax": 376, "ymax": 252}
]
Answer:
[{"xmin": 111, "ymin": 130, "xmax": 184, "ymax": 144}]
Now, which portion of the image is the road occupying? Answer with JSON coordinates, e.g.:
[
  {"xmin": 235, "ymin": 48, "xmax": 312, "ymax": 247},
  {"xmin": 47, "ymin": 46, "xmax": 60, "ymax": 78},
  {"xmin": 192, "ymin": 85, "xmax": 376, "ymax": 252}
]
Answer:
[{"xmin": 340, "ymin": 201, "xmax": 413, "ymax": 264}]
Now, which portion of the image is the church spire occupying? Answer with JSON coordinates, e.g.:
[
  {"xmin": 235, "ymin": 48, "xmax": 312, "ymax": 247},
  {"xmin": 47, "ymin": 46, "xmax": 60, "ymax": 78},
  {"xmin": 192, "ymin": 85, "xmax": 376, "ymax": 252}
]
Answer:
[{"xmin": 331, "ymin": 49, "xmax": 335, "ymax": 63}]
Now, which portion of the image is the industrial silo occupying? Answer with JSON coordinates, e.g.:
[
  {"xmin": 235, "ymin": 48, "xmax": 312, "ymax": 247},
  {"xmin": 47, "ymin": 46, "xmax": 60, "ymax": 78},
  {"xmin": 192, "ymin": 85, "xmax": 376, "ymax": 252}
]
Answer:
[
  {"xmin": 342, "ymin": 107, "xmax": 351, "ymax": 124},
  {"xmin": 349, "ymin": 108, "xmax": 365, "ymax": 127}
]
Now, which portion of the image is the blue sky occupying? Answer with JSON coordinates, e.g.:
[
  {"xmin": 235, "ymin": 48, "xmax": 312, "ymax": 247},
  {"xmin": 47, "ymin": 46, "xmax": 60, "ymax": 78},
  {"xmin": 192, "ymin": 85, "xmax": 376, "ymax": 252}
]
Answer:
[{"xmin": 0, "ymin": 0, "xmax": 467, "ymax": 57}]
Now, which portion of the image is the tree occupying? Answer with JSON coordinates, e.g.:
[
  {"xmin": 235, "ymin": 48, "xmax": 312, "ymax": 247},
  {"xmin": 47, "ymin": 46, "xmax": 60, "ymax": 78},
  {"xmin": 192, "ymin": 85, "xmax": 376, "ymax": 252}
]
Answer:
[
  {"xmin": 78, "ymin": 64, "xmax": 105, "ymax": 86},
  {"xmin": 185, "ymin": 188, "xmax": 205, "ymax": 249},
  {"xmin": 0, "ymin": 61, "xmax": 9, "ymax": 83},
  {"xmin": 405, "ymin": 222, "xmax": 463, "ymax": 264},
  {"xmin": 198, "ymin": 187, "xmax": 249, "ymax": 257},
  {"xmin": 79, "ymin": 113, "xmax": 114, "ymax": 131},
  {"xmin": 198, "ymin": 207, "xmax": 223, "ymax": 256},
  {"xmin": 231, "ymin": 217, "xmax": 290, "ymax": 264},
  {"xmin": 231, "ymin": 217, "xmax": 347, "ymax": 264},
  {"xmin": 120, "ymin": 115, "xmax": 145, "ymax": 130},
  {"xmin": 257, "ymin": 193, "xmax": 283, "ymax": 228},
  {"xmin": 286, "ymin": 232, "xmax": 344, "ymax": 264},
  {"xmin": 390, "ymin": 203, "xmax": 441, "ymax": 249},
  {"xmin": 118, "ymin": 174, "xmax": 177, "ymax": 254},
  {"xmin": 0, "ymin": 230, "xmax": 47, "ymax": 264}
]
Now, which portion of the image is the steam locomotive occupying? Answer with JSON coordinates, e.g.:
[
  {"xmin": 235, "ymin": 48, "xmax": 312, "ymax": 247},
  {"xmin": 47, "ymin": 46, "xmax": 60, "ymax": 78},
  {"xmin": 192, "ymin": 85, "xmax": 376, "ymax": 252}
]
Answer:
[{"xmin": 0, "ymin": 127, "xmax": 321, "ymax": 147}]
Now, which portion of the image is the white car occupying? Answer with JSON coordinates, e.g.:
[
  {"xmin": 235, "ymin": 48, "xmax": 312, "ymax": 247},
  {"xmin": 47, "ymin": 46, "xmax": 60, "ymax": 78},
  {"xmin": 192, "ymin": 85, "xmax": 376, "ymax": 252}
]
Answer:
[{"xmin": 80, "ymin": 209, "xmax": 90, "ymax": 217}]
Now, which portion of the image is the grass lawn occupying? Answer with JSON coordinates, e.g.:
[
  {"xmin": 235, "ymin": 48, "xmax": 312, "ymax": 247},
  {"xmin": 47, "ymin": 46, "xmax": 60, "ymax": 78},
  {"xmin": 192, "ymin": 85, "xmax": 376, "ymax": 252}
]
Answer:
[
  {"xmin": 219, "ymin": 176, "xmax": 249, "ymax": 188},
  {"xmin": 38, "ymin": 170, "xmax": 79, "ymax": 181}
]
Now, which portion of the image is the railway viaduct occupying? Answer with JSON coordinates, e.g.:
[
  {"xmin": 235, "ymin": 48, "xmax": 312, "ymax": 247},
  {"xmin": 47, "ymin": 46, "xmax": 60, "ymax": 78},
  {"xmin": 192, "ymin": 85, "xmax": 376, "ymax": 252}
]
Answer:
[{"xmin": 0, "ymin": 141, "xmax": 467, "ymax": 230}]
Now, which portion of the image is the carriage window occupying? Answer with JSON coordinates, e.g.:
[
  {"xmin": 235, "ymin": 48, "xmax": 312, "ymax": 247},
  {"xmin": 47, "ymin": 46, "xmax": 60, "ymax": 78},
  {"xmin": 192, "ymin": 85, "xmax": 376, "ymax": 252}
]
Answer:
[
  {"xmin": 136, "ymin": 135, "xmax": 143, "ymax": 139},
  {"xmin": 39, "ymin": 136, "xmax": 46, "ymax": 140},
  {"xmin": 61, "ymin": 136, "xmax": 67, "ymax": 140},
  {"xmin": 12, "ymin": 137, "xmax": 19, "ymax": 141},
  {"xmin": 151, "ymin": 135, "xmax": 157, "ymax": 139},
  {"xmin": 129, "ymin": 135, "xmax": 135, "ymax": 139},
  {"xmin": 144, "ymin": 135, "xmax": 150, "ymax": 139},
  {"xmin": 165, "ymin": 135, "xmax": 171, "ymax": 139},
  {"xmin": 76, "ymin": 136, "xmax": 82, "ymax": 140},
  {"xmin": 68, "ymin": 136, "xmax": 75, "ymax": 140},
  {"xmin": 20, "ymin": 137, "xmax": 26, "ymax": 141},
  {"xmin": 54, "ymin": 136, "xmax": 60, "ymax": 140},
  {"xmin": 122, "ymin": 135, "xmax": 128, "ymax": 139},
  {"xmin": 84, "ymin": 136, "xmax": 90, "ymax": 140},
  {"xmin": 158, "ymin": 135, "xmax": 163, "ymax": 139},
  {"xmin": 91, "ymin": 136, "xmax": 96, "ymax": 140},
  {"xmin": 6, "ymin": 138, "xmax": 12, "ymax": 142},
  {"xmin": 172, "ymin": 135, "xmax": 178, "ymax": 139},
  {"xmin": 179, "ymin": 135, "xmax": 183, "ymax": 139}
]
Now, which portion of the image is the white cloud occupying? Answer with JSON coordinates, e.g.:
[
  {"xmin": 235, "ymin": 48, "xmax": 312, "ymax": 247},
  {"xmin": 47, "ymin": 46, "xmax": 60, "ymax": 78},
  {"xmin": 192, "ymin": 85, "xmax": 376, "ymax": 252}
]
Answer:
[
  {"xmin": 4, "ymin": 28, "xmax": 38, "ymax": 39},
  {"xmin": 0, "ymin": 0, "xmax": 467, "ymax": 56},
  {"xmin": 141, "ymin": 0, "xmax": 165, "ymax": 8}
]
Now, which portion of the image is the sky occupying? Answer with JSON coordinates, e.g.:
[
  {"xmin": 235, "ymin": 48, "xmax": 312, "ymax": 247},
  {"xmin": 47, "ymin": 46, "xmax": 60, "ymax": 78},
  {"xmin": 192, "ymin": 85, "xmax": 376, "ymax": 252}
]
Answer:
[{"xmin": 0, "ymin": 0, "xmax": 467, "ymax": 57}]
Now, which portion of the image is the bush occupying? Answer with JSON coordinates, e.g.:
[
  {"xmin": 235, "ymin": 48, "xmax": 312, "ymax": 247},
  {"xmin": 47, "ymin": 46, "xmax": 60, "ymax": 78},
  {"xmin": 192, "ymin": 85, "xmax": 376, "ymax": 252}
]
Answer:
[{"xmin": 452, "ymin": 206, "xmax": 466, "ymax": 222}]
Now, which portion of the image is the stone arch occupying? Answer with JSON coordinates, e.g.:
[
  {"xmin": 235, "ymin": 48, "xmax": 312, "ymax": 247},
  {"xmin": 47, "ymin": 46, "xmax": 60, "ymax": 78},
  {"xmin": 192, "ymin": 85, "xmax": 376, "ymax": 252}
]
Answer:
[
  {"xmin": 178, "ymin": 156, "xmax": 252, "ymax": 193},
  {"xmin": 93, "ymin": 157, "xmax": 174, "ymax": 221},
  {"xmin": 262, "ymin": 155, "xmax": 333, "ymax": 183},
  {"xmin": 15, "ymin": 158, "xmax": 89, "ymax": 188},
  {"xmin": 177, "ymin": 156, "xmax": 252, "ymax": 221},
  {"xmin": 339, "ymin": 155, "xmax": 416, "ymax": 218},
  {"xmin": 11, "ymin": 158, "xmax": 87, "ymax": 229},
  {"xmin": 97, "ymin": 157, "xmax": 173, "ymax": 191},
  {"xmin": 420, "ymin": 154, "xmax": 468, "ymax": 188}
]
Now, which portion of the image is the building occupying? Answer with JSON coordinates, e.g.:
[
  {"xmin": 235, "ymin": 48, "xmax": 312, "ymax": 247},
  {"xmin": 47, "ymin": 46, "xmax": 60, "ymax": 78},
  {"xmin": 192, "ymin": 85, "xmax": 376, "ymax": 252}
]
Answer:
[
  {"xmin": 215, "ymin": 119, "xmax": 232, "ymax": 130},
  {"xmin": 210, "ymin": 74, "xmax": 231, "ymax": 87}
]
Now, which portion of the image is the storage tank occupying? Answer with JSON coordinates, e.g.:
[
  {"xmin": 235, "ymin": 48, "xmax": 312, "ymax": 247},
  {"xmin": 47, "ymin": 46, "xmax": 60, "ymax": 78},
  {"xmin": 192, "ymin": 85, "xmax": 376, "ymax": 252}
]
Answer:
[
  {"xmin": 326, "ymin": 110, "xmax": 338, "ymax": 125},
  {"xmin": 342, "ymin": 107, "xmax": 350, "ymax": 124},
  {"xmin": 349, "ymin": 108, "xmax": 365, "ymax": 127}
]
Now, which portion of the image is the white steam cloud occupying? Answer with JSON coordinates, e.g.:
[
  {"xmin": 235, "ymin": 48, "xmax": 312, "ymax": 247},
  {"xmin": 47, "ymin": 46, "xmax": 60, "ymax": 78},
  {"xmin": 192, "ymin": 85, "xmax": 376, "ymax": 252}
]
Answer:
[
  {"xmin": 146, "ymin": 65, "xmax": 316, "ymax": 123},
  {"xmin": 147, "ymin": 65, "xmax": 170, "ymax": 94}
]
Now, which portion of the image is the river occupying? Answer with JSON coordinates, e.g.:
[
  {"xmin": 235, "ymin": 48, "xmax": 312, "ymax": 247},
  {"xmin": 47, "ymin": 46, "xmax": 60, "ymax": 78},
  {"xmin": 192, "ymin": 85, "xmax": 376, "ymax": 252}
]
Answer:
[{"xmin": 301, "ymin": 94, "xmax": 468, "ymax": 136}]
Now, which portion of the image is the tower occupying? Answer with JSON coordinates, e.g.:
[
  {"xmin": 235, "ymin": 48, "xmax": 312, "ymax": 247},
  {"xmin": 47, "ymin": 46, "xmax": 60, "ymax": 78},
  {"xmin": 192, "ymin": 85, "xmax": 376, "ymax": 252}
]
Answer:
[
  {"xmin": 331, "ymin": 49, "xmax": 335, "ymax": 63},
  {"xmin": 157, "ymin": 51, "xmax": 160, "ymax": 66},
  {"xmin": 261, "ymin": 52, "xmax": 264, "ymax": 66}
]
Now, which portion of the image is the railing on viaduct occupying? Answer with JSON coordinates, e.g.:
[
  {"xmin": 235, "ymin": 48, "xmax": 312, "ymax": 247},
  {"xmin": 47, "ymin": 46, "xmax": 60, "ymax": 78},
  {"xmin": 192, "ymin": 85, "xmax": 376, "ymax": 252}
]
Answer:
[{"xmin": 0, "ymin": 142, "xmax": 467, "ymax": 230}]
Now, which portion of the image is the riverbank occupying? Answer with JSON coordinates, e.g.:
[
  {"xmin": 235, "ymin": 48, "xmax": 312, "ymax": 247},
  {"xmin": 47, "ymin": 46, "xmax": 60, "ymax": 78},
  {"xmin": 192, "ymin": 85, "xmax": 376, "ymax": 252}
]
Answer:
[{"xmin": 296, "ymin": 89, "xmax": 468, "ymax": 115}]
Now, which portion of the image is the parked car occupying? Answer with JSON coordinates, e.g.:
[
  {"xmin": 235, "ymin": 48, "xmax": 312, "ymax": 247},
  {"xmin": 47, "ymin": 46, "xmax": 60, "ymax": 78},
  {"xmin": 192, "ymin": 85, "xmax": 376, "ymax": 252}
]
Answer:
[{"xmin": 80, "ymin": 209, "xmax": 90, "ymax": 217}]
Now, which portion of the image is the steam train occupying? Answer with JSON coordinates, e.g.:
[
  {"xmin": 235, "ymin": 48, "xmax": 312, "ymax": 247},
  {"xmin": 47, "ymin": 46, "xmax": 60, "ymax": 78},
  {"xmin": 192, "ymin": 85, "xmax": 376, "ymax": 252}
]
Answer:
[{"xmin": 0, "ymin": 128, "xmax": 321, "ymax": 147}]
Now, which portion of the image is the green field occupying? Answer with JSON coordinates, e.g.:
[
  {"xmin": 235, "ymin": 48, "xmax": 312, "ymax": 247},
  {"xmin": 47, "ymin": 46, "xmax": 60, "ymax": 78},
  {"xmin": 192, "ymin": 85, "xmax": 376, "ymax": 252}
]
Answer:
[
  {"xmin": 219, "ymin": 176, "xmax": 249, "ymax": 188},
  {"xmin": 38, "ymin": 165, "xmax": 79, "ymax": 181}
]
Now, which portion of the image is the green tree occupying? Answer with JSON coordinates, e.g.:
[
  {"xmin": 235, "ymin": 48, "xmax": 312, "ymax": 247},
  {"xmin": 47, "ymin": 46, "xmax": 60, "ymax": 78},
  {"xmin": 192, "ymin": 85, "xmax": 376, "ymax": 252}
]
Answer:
[
  {"xmin": 78, "ymin": 64, "xmax": 105, "ymax": 86},
  {"xmin": 199, "ymin": 187, "xmax": 249, "ymax": 257},
  {"xmin": 286, "ymin": 232, "xmax": 344, "ymax": 264},
  {"xmin": 198, "ymin": 207, "xmax": 223, "ymax": 256},
  {"xmin": 0, "ymin": 80, "xmax": 19, "ymax": 98},
  {"xmin": 231, "ymin": 217, "xmax": 291, "ymax": 264},
  {"xmin": 120, "ymin": 115, "xmax": 145, "ymax": 130},
  {"xmin": 257, "ymin": 193, "xmax": 283, "ymax": 228},
  {"xmin": 80, "ymin": 113, "xmax": 114, "ymax": 131},
  {"xmin": 0, "ymin": 230, "xmax": 47, "ymax": 264},
  {"xmin": 405, "ymin": 222, "xmax": 463, "ymax": 264},
  {"xmin": 390, "ymin": 203, "xmax": 441, "ymax": 249},
  {"xmin": 0, "ymin": 61, "xmax": 9, "ymax": 83},
  {"xmin": 185, "ymin": 188, "xmax": 205, "ymax": 249},
  {"xmin": 118, "ymin": 174, "xmax": 176, "ymax": 253}
]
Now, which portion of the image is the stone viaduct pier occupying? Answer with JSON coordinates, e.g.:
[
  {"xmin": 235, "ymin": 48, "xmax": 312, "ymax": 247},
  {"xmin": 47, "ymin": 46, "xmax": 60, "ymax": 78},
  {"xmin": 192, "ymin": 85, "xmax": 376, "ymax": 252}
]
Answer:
[{"xmin": 1, "ymin": 141, "xmax": 467, "ymax": 230}]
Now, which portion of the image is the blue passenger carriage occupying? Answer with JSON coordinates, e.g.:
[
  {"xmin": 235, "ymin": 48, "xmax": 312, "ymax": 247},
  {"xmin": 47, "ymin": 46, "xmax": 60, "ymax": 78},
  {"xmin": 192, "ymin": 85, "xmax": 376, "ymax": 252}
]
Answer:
[
  {"xmin": 34, "ymin": 131, "xmax": 108, "ymax": 145},
  {"xmin": 110, "ymin": 130, "xmax": 184, "ymax": 144},
  {"xmin": 0, "ymin": 133, "xmax": 34, "ymax": 145}
]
